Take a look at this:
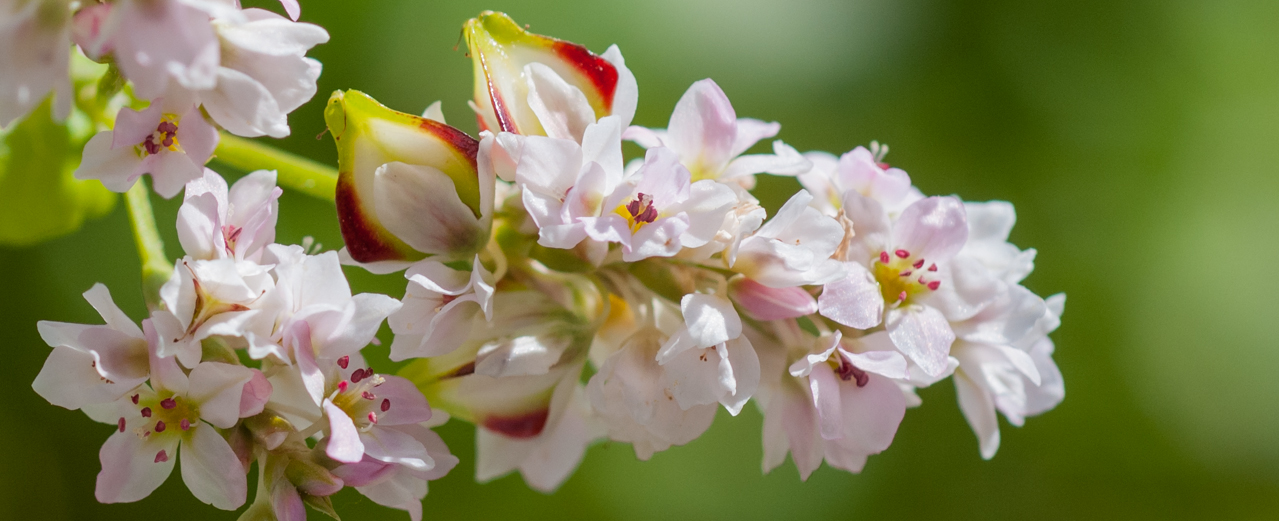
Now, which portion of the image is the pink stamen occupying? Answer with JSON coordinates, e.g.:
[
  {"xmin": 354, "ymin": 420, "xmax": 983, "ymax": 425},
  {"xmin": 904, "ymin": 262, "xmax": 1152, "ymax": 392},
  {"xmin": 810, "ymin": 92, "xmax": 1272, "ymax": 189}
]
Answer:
[
  {"xmin": 897, "ymin": 291, "xmax": 908, "ymax": 302},
  {"xmin": 927, "ymin": 281, "xmax": 941, "ymax": 290},
  {"xmin": 381, "ymin": 399, "xmax": 390, "ymax": 412},
  {"xmin": 336, "ymin": 356, "xmax": 350, "ymax": 369},
  {"xmin": 180, "ymin": 419, "xmax": 191, "ymax": 431},
  {"xmin": 160, "ymin": 398, "xmax": 176, "ymax": 410},
  {"xmin": 337, "ymin": 380, "xmax": 349, "ymax": 393},
  {"xmin": 928, "ymin": 263, "xmax": 937, "ymax": 272},
  {"xmin": 913, "ymin": 259, "xmax": 925, "ymax": 269},
  {"xmin": 895, "ymin": 249, "xmax": 910, "ymax": 259},
  {"xmin": 362, "ymin": 391, "xmax": 375, "ymax": 400},
  {"xmin": 154, "ymin": 450, "xmax": 168, "ymax": 463},
  {"xmin": 879, "ymin": 251, "xmax": 891, "ymax": 264},
  {"xmin": 118, "ymin": 418, "xmax": 126, "ymax": 432},
  {"xmin": 140, "ymin": 407, "xmax": 152, "ymax": 418},
  {"xmin": 367, "ymin": 412, "xmax": 378, "ymax": 425},
  {"xmin": 351, "ymin": 369, "xmax": 366, "ymax": 383},
  {"xmin": 899, "ymin": 271, "xmax": 912, "ymax": 277},
  {"xmin": 154, "ymin": 421, "xmax": 166, "ymax": 433},
  {"xmin": 130, "ymin": 394, "xmax": 139, "ymax": 404}
]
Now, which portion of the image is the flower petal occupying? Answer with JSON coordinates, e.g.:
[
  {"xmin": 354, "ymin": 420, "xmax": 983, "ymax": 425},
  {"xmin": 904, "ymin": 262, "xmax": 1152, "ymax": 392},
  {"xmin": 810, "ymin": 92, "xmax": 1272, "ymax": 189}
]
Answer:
[{"xmin": 181, "ymin": 423, "xmax": 248, "ymax": 509}]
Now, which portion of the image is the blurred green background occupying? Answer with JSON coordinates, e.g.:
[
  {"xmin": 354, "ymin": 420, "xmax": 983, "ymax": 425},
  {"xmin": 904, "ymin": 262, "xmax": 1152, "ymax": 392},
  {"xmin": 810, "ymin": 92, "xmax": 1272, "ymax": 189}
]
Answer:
[{"xmin": 3, "ymin": 0, "xmax": 1279, "ymax": 518}]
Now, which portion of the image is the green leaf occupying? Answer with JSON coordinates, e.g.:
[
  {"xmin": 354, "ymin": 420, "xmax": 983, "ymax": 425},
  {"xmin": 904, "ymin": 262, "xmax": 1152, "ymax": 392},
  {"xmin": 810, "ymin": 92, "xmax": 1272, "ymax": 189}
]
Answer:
[{"xmin": 0, "ymin": 97, "xmax": 115, "ymax": 247}]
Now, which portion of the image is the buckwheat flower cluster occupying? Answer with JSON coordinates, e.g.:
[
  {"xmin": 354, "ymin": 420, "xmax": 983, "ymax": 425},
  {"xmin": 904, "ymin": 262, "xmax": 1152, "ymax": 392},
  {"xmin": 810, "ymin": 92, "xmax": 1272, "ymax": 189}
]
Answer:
[
  {"xmin": 34, "ymin": 167, "xmax": 457, "ymax": 519},
  {"xmin": 21, "ymin": 7, "xmax": 1068, "ymax": 519}
]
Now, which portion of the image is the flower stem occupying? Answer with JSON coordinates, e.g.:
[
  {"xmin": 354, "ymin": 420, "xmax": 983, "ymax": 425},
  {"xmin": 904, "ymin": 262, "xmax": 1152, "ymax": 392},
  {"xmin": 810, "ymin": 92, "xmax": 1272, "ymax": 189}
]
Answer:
[
  {"xmin": 212, "ymin": 133, "xmax": 338, "ymax": 202},
  {"xmin": 125, "ymin": 182, "xmax": 172, "ymax": 310}
]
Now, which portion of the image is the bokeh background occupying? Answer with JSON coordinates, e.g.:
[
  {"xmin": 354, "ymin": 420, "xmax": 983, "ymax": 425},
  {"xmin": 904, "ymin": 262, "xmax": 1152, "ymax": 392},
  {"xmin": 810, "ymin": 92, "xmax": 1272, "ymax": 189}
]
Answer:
[{"xmin": 3, "ymin": 0, "xmax": 1278, "ymax": 518}]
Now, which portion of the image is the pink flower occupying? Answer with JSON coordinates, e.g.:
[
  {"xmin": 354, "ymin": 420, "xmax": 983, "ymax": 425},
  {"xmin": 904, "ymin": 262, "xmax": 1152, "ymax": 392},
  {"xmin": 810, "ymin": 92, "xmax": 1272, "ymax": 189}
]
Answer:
[
  {"xmin": 0, "ymin": 0, "xmax": 73, "ymax": 126},
  {"xmin": 388, "ymin": 256, "xmax": 495, "ymax": 360},
  {"xmin": 75, "ymin": 97, "xmax": 218, "ymax": 198},
  {"xmin": 177, "ymin": 168, "xmax": 282, "ymax": 263}
]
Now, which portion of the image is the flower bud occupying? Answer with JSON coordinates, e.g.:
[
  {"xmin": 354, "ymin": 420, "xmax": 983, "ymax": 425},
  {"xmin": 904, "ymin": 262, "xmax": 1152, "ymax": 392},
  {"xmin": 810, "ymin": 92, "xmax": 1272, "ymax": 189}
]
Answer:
[
  {"xmin": 728, "ymin": 276, "xmax": 818, "ymax": 321},
  {"xmin": 464, "ymin": 11, "xmax": 637, "ymax": 136},
  {"xmin": 325, "ymin": 90, "xmax": 494, "ymax": 264}
]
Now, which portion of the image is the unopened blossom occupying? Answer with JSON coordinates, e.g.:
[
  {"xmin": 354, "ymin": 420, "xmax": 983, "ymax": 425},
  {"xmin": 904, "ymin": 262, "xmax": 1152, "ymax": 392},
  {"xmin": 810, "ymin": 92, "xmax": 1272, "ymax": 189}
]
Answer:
[
  {"xmin": 798, "ymin": 143, "xmax": 917, "ymax": 218},
  {"xmin": 325, "ymin": 90, "xmax": 493, "ymax": 272},
  {"xmin": 177, "ymin": 169, "xmax": 282, "ymax": 263},
  {"xmin": 464, "ymin": 10, "xmax": 637, "ymax": 137},
  {"xmin": 75, "ymin": 96, "xmax": 218, "ymax": 198},
  {"xmin": 584, "ymin": 146, "xmax": 738, "ymax": 262},
  {"xmin": 587, "ymin": 327, "xmax": 717, "ymax": 460},
  {"xmin": 388, "ymin": 256, "xmax": 495, "ymax": 360},
  {"xmin": 757, "ymin": 327, "xmax": 909, "ymax": 479},
  {"xmin": 732, "ymin": 189, "xmax": 846, "ymax": 288},
  {"xmin": 0, "ymin": 0, "xmax": 72, "ymax": 126},
  {"xmin": 33, "ymin": 284, "xmax": 152, "ymax": 411},
  {"xmin": 95, "ymin": 356, "xmax": 268, "ymax": 509},
  {"xmin": 202, "ymin": 8, "xmax": 328, "ymax": 138},
  {"xmin": 655, "ymin": 293, "xmax": 760, "ymax": 414},
  {"xmin": 624, "ymin": 78, "xmax": 810, "ymax": 189},
  {"xmin": 818, "ymin": 194, "xmax": 968, "ymax": 377}
]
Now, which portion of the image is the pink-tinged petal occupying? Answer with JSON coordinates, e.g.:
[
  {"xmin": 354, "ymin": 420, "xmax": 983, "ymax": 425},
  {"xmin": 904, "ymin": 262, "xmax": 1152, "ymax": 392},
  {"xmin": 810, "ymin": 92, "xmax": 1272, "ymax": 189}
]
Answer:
[
  {"xmin": 373, "ymin": 162, "xmax": 486, "ymax": 259},
  {"xmin": 621, "ymin": 126, "xmax": 666, "ymax": 149},
  {"xmin": 33, "ymin": 346, "xmax": 142, "ymax": 409},
  {"xmin": 176, "ymin": 191, "xmax": 222, "ymax": 260},
  {"xmin": 893, "ymin": 196, "xmax": 968, "ymax": 263},
  {"xmin": 955, "ymin": 369, "xmax": 1001, "ymax": 460},
  {"xmin": 729, "ymin": 118, "xmax": 780, "ymax": 158},
  {"xmin": 657, "ymin": 294, "xmax": 741, "ymax": 363},
  {"xmin": 886, "ymin": 306, "xmax": 956, "ymax": 378},
  {"xmin": 667, "ymin": 79, "xmax": 736, "ymax": 177},
  {"xmin": 624, "ymin": 214, "xmax": 690, "ymax": 262},
  {"xmin": 202, "ymin": 67, "xmax": 288, "ymax": 138},
  {"xmin": 181, "ymin": 423, "xmax": 248, "ymax": 509},
  {"xmin": 239, "ymin": 370, "xmax": 272, "ymax": 418},
  {"xmin": 525, "ymin": 63, "xmax": 595, "ymax": 142},
  {"xmin": 837, "ymin": 147, "xmax": 912, "ymax": 206},
  {"xmin": 808, "ymin": 363, "xmax": 843, "ymax": 440},
  {"xmin": 515, "ymin": 135, "xmax": 583, "ymax": 198},
  {"xmin": 112, "ymin": 103, "xmax": 163, "ymax": 149},
  {"xmin": 95, "ymin": 429, "xmax": 177, "ymax": 504},
  {"xmin": 824, "ymin": 373, "xmax": 906, "ymax": 473},
  {"xmin": 369, "ymin": 376, "xmax": 432, "ymax": 426},
  {"xmin": 149, "ymin": 147, "xmax": 204, "ymax": 199},
  {"xmin": 187, "ymin": 362, "xmax": 257, "ymax": 429},
  {"xmin": 82, "ymin": 283, "xmax": 143, "ymax": 337},
  {"xmin": 76, "ymin": 325, "xmax": 149, "ymax": 382},
  {"xmin": 600, "ymin": 45, "xmax": 637, "ymax": 129},
  {"xmin": 719, "ymin": 337, "xmax": 759, "ymax": 415},
  {"xmin": 271, "ymin": 482, "xmax": 306, "ymax": 521},
  {"xmin": 464, "ymin": 12, "xmax": 625, "ymax": 135},
  {"xmin": 408, "ymin": 424, "xmax": 459, "ymax": 480},
  {"xmin": 288, "ymin": 322, "xmax": 327, "ymax": 407},
  {"xmin": 775, "ymin": 379, "xmax": 824, "ymax": 480},
  {"xmin": 324, "ymin": 400, "xmax": 366, "ymax": 463},
  {"xmin": 326, "ymin": 90, "xmax": 483, "ymax": 263},
  {"xmin": 75, "ymin": 131, "xmax": 143, "ymax": 193},
  {"xmin": 839, "ymin": 190, "xmax": 892, "ymax": 262},
  {"xmin": 359, "ymin": 428, "xmax": 433, "ymax": 471},
  {"xmin": 632, "ymin": 146, "xmax": 692, "ymax": 209},
  {"xmin": 145, "ymin": 319, "xmax": 188, "ymax": 395},
  {"xmin": 841, "ymin": 336, "xmax": 909, "ymax": 380},
  {"xmin": 818, "ymin": 263, "xmax": 884, "ymax": 328},
  {"xmin": 661, "ymin": 345, "xmax": 730, "ymax": 410},
  {"xmin": 177, "ymin": 106, "xmax": 218, "ymax": 165},
  {"xmin": 476, "ymin": 335, "xmax": 572, "ymax": 378},
  {"xmin": 731, "ymin": 277, "xmax": 817, "ymax": 321},
  {"xmin": 678, "ymin": 180, "xmax": 738, "ymax": 248},
  {"xmin": 278, "ymin": 0, "xmax": 300, "ymax": 20}
]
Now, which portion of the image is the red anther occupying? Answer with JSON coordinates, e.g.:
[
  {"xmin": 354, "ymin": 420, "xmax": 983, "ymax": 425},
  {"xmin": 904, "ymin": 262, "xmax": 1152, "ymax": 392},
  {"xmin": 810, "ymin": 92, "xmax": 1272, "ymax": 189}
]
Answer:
[
  {"xmin": 362, "ymin": 391, "xmax": 375, "ymax": 400},
  {"xmin": 155, "ymin": 421, "xmax": 166, "ymax": 433},
  {"xmin": 141, "ymin": 407, "xmax": 152, "ymax": 418},
  {"xmin": 160, "ymin": 398, "xmax": 176, "ymax": 409},
  {"xmin": 367, "ymin": 412, "xmax": 378, "ymax": 425},
  {"xmin": 879, "ymin": 251, "xmax": 891, "ymax": 264},
  {"xmin": 895, "ymin": 249, "xmax": 910, "ymax": 258},
  {"xmin": 928, "ymin": 264, "xmax": 937, "ymax": 272},
  {"xmin": 118, "ymin": 418, "xmax": 126, "ymax": 432},
  {"xmin": 337, "ymin": 380, "xmax": 349, "ymax": 393},
  {"xmin": 337, "ymin": 356, "xmax": 350, "ymax": 369},
  {"xmin": 381, "ymin": 399, "xmax": 390, "ymax": 412},
  {"xmin": 927, "ymin": 281, "xmax": 941, "ymax": 290},
  {"xmin": 131, "ymin": 394, "xmax": 139, "ymax": 404},
  {"xmin": 877, "ymin": 161, "xmax": 891, "ymax": 170},
  {"xmin": 899, "ymin": 271, "xmax": 912, "ymax": 277},
  {"xmin": 918, "ymin": 276, "xmax": 927, "ymax": 284},
  {"xmin": 913, "ymin": 259, "xmax": 925, "ymax": 269},
  {"xmin": 898, "ymin": 291, "xmax": 908, "ymax": 302},
  {"xmin": 155, "ymin": 450, "xmax": 169, "ymax": 463},
  {"xmin": 180, "ymin": 419, "xmax": 191, "ymax": 431},
  {"xmin": 351, "ymin": 368, "xmax": 366, "ymax": 383}
]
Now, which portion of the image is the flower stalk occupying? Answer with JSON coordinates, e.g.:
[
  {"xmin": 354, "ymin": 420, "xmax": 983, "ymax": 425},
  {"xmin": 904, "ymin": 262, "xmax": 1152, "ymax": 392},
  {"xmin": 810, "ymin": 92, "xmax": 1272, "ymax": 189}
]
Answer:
[
  {"xmin": 124, "ymin": 182, "xmax": 171, "ymax": 310},
  {"xmin": 213, "ymin": 133, "xmax": 338, "ymax": 202}
]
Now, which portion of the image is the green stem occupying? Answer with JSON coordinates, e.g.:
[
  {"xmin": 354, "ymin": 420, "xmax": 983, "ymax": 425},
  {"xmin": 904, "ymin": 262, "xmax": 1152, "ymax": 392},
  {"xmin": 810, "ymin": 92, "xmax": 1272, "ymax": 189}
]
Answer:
[
  {"xmin": 125, "ymin": 182, "xmax": 172, "ymax": 310},
  {"xmin": 212, "ymin": 132, "xmax": 338, "ymax": 202}
]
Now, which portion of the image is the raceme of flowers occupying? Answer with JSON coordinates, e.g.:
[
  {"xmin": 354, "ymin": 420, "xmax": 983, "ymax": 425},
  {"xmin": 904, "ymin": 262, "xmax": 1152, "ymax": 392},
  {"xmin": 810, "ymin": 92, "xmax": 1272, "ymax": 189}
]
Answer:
[{"xmin": 11, "ymin": 4, "xmax": 1066, "ymax": 520}]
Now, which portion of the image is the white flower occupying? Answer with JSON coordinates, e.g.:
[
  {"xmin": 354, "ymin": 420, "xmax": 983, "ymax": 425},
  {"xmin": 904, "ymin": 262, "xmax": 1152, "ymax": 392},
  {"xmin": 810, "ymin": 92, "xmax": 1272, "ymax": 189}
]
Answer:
[
  {"xmin": 732, "ymin": 189, "xmax": 846, "ymax": 288},
  {"xmin": 97, "ymin": 0, "xmax": 221, "ymax": 100},
  {"xmin": 388, "ymin": 256, "xmax": 495, "ymax": 360},
  {"xmin": 177, "ymin": 168, "xmax": 282, "ymax": 263},
  {"xmin": 656, "ymin": 294, "xmax": 760, "ymax": 414},
  {"xmin": 797, "ymin": 143, "xmax": 917, "ymax": 218},
  {"xmin": 152, "ymin": 256, "xmax": 273, "ymax": 367},
  {"xmin": 75, "ymin": 96, "xmax": 218, "ymax": 198},
  {"xmin": 33, "ymin": 284, "xmax": 152, "ymax": 410},
  {"xmin": 0, "ymin": 0, "xmax": 73, "ymax": 126},
  {"xmin": 624, "ymin": 78, "xmax": 810, "ymax": 189}
]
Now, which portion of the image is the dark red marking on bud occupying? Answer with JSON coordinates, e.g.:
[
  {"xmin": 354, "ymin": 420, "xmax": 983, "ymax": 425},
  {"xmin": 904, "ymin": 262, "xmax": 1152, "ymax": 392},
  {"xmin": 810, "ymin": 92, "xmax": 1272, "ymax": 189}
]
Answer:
[
  {"xmin": 447, "ymin": 361, "xmax": 476, "ymax": 378},
  {"xmin": 483, "ymin": 409, "xmax": 551, "ymax": 439},
  {"xmin": 551, "ymin": 41, "xmax": 620, "ymax": 111}
]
